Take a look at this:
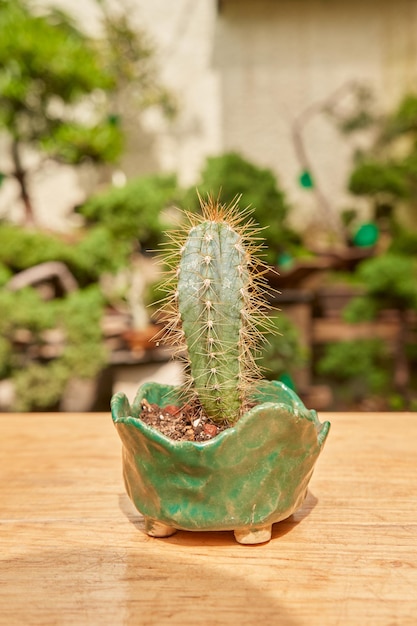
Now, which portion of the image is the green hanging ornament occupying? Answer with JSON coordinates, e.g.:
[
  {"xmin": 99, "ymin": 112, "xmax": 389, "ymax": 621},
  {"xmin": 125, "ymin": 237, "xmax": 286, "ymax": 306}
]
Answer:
[{"xmin": 299, "ymin": 170, "xmax": 314, "ymax": 189}]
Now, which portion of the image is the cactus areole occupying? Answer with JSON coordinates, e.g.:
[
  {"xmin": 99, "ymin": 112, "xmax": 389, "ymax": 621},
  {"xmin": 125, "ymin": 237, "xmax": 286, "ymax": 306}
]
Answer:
[{"xmin": 166, "ymin": 197, "xmax": 267, "ymax": 424}]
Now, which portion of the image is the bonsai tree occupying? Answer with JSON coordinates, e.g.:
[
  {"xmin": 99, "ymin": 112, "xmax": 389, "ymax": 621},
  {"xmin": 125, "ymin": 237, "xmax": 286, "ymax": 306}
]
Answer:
[
  {"xmin": 0, "ymin": 0, "xmax": 119, "ymax": 223},
  {"xmin": 0, "ymin": 0, "xmax": 177, "ymax": 408},
  {"xmin": 343, "ymin": 253, "xmax": 417, "ymax": 407},
  {"xmin": 0, "ymin": 284, "xmax": 106, "ymax": 412},
  {"xmin": 347, "ymin": 93, "xmax": 417, "ymax": 206},
  {"xmin": 111, "ymin": 196, "xmax": 330, "ymax": 544},
  {"xmin": 317, "ymin": 251, "xmax": 417, "ymax": 409},
  {"xmin": 78, "ymin": 173, "xmax": 180, "ymax": 253},
  {"xmin": 77, "ymin": 172, "xmax": 181, "ymax": 331},
  {"xmin": 0, "ymin": 0, "xmax": 175, "ymax": 225},
  {"xmin": 328, "ymin": 86, "xmax": 417, "ymax": 247}
]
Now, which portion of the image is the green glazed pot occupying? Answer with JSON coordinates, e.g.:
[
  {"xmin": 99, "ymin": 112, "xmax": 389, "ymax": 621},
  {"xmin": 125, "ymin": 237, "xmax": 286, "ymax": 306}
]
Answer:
[{"xmin": 111, "ymin": 380, "xmax": 330, "ymax": 544}]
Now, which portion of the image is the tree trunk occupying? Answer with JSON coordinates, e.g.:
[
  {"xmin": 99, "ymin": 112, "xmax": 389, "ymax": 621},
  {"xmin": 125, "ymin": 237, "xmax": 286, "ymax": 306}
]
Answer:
[
  {"xmin": 393, "ymin": 309, "xmax": 410, "ymax": 407},
  {"xmin": 11, "ymin": 139, "xmax": 35, "ymax": 225}
]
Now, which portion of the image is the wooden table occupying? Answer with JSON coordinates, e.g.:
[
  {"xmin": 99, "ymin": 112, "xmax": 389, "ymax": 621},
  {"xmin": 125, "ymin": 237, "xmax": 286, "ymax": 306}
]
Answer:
[{"xmin": 1, "ymin": 412, "xmax": 416, "ymax": 625}]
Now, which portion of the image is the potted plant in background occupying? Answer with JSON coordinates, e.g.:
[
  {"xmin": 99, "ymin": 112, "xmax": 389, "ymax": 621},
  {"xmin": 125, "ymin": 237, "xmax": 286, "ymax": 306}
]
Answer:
[{"xmin": 111, "ymin": 196, "xmax": 330, "ymax": 544}]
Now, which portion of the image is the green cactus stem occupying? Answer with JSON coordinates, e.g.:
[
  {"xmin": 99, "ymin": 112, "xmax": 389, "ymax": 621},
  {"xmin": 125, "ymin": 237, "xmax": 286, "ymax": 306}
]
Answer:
[{"xmin": 162, "ymin": 197, "xmax": 268, "ymax": 424}]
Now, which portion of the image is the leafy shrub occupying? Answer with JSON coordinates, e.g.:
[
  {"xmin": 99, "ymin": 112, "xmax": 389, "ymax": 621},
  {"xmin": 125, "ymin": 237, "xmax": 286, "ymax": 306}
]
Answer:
[
  {"xmin": 74, "ymin": 226, "xmax": 132, "ymax": 276},
  {"xmin": 0, "ymin": 221, "xmax": 136, "ymax": 283},
  {"xmin": 317, "ymin": 339, "xmax": 389, "ymax": 395},
  {"xmin": 0, "ymin": 223, "xmax": 75, "ymax": 273},
  {"xmin": 13, "ymin": 362, "xmax": 70, "ymax": 413},
  {"xmin": 324, "ymin": 252, "xmax": 417, "ymax": 408},
  {"xmin": 260, "ymin": 313, "xmax": 306, "ymax": 383},
  {"xmin": 388, "ymin": 224, "xmax": 417, "ymax": 256},
  {"xmin": 349, "ymin": 161, "xmax": 408, "ymax": 198},
  {"xmin": 342, "ymin": 90, "xmax": 417, "ymax": 247},
  {"xmin": 79, "ymin": 173, "xmax": 180, "ymax": 251},
  {"xmin": 0, "ymin": 286, "xmax": 107, "ymax": 411},
  {"xmin": 344, "ymin": 254, "xmax": 417, "ymax": 319},
  {"xmin": 0, "ymin": 262, "xmax": 12, "ymax": 287},
  {"xmin": 184, "ymin": 152, "xmax": 299, "ymax": 264},
  {"xmin": 383, "ymin": 93, "xmax": 417, "ymax": 137}
]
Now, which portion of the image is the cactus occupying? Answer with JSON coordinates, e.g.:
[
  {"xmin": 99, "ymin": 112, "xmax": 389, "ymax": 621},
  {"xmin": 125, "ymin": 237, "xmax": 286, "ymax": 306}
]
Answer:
[{"xmin": 161, "ymin": 196, "xmax": 269, "ymax": 424}]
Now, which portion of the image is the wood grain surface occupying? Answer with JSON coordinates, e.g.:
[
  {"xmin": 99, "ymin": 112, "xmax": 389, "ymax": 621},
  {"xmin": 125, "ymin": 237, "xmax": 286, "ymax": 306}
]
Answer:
[{"xmin": 1, "ymin": 412, "xmax": 416, "ymax": 625}]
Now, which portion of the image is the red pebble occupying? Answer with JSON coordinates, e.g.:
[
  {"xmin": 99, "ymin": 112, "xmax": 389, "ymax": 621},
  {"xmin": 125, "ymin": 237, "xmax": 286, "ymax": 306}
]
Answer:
[
  {"xmin": 203, "ymin": 423, "xmax": 218, "ymax": 437},
  {"xmin": 164, "ymin": 404, "xmax": 180, "ymax": 416}
]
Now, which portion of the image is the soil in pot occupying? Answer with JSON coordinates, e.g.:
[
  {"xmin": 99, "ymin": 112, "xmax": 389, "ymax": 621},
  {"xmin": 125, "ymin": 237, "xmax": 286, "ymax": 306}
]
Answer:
[{"xmin": 139, "ymin": 397, "xmax": 231, "ymax": 442}]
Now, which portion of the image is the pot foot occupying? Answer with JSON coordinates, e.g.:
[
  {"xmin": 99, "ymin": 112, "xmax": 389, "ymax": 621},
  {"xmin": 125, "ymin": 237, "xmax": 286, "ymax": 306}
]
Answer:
[
  {"xmin": 234, "ymin": 526, "xmax": 272, "ymax": 545},
  {"xmin": 145, "ymin": 518, "xmax": 177, "ymax": 538}
]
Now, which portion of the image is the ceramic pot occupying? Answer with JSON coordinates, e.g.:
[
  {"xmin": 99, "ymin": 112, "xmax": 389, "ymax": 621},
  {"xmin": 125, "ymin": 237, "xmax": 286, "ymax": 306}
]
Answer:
[{"xmin": 111, "ymin": 380, "xmax": 330, "ymax": 544}]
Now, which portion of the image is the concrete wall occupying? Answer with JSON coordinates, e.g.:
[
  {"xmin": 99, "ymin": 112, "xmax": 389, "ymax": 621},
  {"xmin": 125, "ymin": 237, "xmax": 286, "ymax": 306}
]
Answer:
[
  {"xmin": 215, "ymin": 0, "xmax": 417, "ymax": 229},
  {"xmin": 110, "ymin": 0, "xmax": 221, "ymax": 186}
]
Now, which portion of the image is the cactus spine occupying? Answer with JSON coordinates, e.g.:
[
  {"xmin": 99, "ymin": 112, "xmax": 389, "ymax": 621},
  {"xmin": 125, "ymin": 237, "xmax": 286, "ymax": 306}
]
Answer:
[{"xmin": 162, "ymin": 197, "xmax": 268, "ymax": 425}]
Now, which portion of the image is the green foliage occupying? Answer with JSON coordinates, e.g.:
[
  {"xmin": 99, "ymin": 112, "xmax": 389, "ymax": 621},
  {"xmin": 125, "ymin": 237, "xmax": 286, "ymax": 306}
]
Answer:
[
  {"xmin": 40, "ymin": 120, "xmax": 123, "ymax": 164},
  {"xmin": 0, "ymin": 262, "xmax": 12, "ymax": 287},
  {"xmin": 337, "ymin": 109, "xmax": 375, "ymax": 134},
  {"xmin": 343, "ymin": 90, "xmax": 417, "ymax": 238},
  {"xmin": 343, "ymin": 295, "xmax": 378, "ymax": 323},
  {"xmin": 317, "ymin": 339, "xmax": 389, "ymax": 395},
  {"xmin": 0, "ymin": 0, "xmax": 118, "ymax": 153},
  {"xmin": 326, "ymin": 86, "xmax": 417, "ymax": 407},
  {"xmin": 383, "ymin": 93, "xmax": 417, "ymax": 138},
  {"xmin": 389, "ymin": 223, "xmax": 417, "ymax": 255},
  {"xmin": 329, "ymin": 251, "xmax": 417, "ymax": 409},
  {"xmin": 0, "ymin": 0, "xmax": 175, "ymax": 225},
  {"xmin": 0, "ymin": 288, "xmax": 56, "ymax": 334},
  {"xmin": 0, "ymin": 336, "xmax": 12, "ymax": 378},
  {"xmin": 344, "ymin": 254, "xmax": 417, "ymax": 317},
  {"xmin": 0, "ymin": 285, "xmax": 107, "ymax": 411},
  {"xmin": 0, "ymin": 1, "xmax": 178, "ymax": 410},
  {"xmin": 349, "ymin": 161, "xmax": 408, "ymax": 198},
  {"xmin": 0, "ymin": 222, "xmax": 127, "ymax": 282},
  {"xmin": 329, "ymin": 87, "xmax": 417, "ymax": 257},
  {"xmin": 0, "ymin": 223, "xmax": 72, "ymax": 271},
  {"xmin": 184, "ymin": 152, "xmax": 298, "ymax": 264},
  {"xmin": 0, "ymin": 173, "xmax": 181, "ymax": 412},
  {"xmin": 58, "ymin": 286, "xmax": 107, "ymax": 378},
  {"xmin": 74, "ymin": 225, "xmax": 132, "ymax": 275},
  {"xmin": 13, "ymin": 361, "xmax": 70, "ymax": 412},
  {"xmin": 260, "ymin": 313, "xmax": 306, "ymax": 382},
  {"xmin": 326, "ymin": 84, "xmax": 376, "ymax": 135},
  {"xmin": 340, "ymin": 208, "xmax": 359, "ymax": 229},
  {"xmin": 79, "ymin": 174, "xmax": 179, "ymax": 250}
]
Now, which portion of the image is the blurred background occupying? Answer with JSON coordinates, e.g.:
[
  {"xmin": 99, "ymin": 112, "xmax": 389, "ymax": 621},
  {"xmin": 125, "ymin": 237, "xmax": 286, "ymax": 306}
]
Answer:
[{"xmin": 1, "ymin": 0, "xmax": 417, "ymax": 413}]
